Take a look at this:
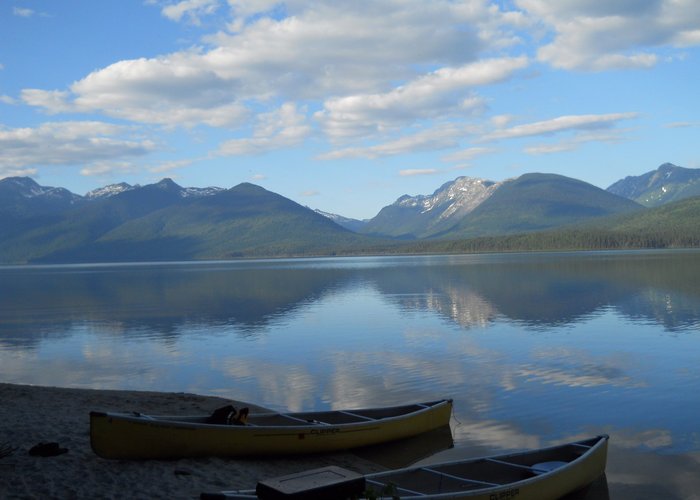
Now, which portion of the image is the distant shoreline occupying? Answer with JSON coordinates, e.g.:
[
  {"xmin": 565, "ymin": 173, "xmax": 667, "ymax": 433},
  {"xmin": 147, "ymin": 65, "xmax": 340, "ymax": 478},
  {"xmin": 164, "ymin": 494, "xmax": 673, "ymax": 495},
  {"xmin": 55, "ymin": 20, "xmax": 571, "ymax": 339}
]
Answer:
[{"xmin": 2, "ymin": 245, "xmax": 699, "ymax": 267}]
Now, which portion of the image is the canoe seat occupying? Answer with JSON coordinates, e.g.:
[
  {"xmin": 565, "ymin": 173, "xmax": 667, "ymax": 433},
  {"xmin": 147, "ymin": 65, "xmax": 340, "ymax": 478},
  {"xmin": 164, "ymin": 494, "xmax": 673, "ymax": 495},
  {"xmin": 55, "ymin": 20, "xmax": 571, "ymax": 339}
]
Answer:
[
  {"xmin": 486, "ymin": 458, "xmax": 568, "ymax": 477},
  {"xmin": 531, "ymin": 461, "xmax": 567, "ymax": 475},
  {"xmin": 339, "ymin": 411, "xmax": 375, "ymax": 422}
]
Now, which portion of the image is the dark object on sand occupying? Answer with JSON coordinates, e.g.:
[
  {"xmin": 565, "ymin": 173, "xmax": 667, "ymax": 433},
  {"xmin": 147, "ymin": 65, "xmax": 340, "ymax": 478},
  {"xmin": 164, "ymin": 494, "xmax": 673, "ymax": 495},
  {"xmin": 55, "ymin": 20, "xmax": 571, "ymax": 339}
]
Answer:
[{"xmin": 28, "ymin": 442, "xmax": 68, "ymax": 457}]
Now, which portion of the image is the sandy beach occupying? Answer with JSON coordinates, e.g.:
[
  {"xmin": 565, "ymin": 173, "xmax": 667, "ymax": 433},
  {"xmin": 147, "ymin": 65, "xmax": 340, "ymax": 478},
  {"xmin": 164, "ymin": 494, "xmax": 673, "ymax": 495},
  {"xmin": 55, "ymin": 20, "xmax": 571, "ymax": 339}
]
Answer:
[
  {"xmin": 3, "ymin": 383, "xmax": 700, "ymax": 500},
  {"xmin": 0, "ymin": 383, "xmax": 386, "ymax": 499}
]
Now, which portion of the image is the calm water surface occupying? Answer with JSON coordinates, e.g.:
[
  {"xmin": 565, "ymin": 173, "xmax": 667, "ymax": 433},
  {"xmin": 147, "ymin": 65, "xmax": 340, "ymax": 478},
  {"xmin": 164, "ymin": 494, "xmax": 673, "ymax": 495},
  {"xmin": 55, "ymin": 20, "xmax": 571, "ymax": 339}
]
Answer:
[{"xmin": 2, "ymin": 250, "xmax": 699, "ymax": 495}]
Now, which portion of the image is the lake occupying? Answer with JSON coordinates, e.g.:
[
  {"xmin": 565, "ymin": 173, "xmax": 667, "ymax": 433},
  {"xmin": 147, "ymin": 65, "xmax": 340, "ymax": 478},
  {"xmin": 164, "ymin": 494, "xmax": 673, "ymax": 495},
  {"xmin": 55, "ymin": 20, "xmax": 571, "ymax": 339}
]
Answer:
[{"xmin": 1, "ymin": 249, "xmax": 699, "ymax": 497}]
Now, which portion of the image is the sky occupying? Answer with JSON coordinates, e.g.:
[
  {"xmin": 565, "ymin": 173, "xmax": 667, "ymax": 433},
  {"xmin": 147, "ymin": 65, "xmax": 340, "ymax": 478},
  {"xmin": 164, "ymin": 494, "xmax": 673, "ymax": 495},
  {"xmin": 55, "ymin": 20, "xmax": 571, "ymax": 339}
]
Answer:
[{"xmin": 1, "ymin": 1, "xmax": 699, "ymax": 220}]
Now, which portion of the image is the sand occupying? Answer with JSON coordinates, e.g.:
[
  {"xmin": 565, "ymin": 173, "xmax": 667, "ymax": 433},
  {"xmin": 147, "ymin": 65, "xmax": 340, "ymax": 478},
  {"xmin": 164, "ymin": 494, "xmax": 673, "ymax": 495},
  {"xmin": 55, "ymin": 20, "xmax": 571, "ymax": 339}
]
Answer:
[
  {"xmin": 3, "ymin": 383, "xmax": 700, "ymax": 500},
  {"xmin": 0, "ymin": 383, "xmax": 385, "ymax": 499}
]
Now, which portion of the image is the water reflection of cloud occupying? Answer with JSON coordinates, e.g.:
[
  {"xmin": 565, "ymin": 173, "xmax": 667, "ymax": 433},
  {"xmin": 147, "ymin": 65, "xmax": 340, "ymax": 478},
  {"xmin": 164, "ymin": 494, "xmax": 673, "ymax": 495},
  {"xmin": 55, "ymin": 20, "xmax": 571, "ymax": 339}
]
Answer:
[
  {"xmin": 324, "ymin": 348, "xmax": 509, "ymax": 422},
  {"xmin": 450, "ymin": 418, "xmax": 541, "ymax": 451},
  {"xmin": 517, "ymin": 365, "xmax": 640, "ymax": 388},
  {"xmin": 0, "ymin": 331, "xmax": 194, "ymax": 392},
  {"xmin": 213, "ymin": 348, "xmax": 495, "ymax": 415},
  {"xmin": 224, "ymin": 353, "xmax": 403, "ymax": 412},
  {"xmin": 327, "ymin": 361, "xmax": 389, "ymax": 409},
  {"xmin": 327, "ymin": 351, "xmax": 452, "ymax": 407},
  {"xmin": 0, "ymin": 352, "xmax": 160, "ymax": 389},
  {"xmin": 521, "ymin": 347, "xmax": 645, "ymax": 389},
  {"xmin": 217, "ymin": 358, "xmax": 316, "ymax": 412},
  {"xmin": 611, "ymin": 428, "xmax": 674, "ymax": 449}
]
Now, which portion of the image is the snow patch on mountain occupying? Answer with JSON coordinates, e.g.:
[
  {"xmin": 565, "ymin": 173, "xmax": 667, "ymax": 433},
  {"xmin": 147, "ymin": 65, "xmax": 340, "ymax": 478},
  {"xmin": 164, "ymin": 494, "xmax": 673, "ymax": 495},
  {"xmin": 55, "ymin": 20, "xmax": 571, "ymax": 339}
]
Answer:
[
  {"xmin": 182, "ymin": 187, "xmax": 225, "ymax": 198},
  {"xmin": 86, "ymin": 183, "xmax": 136, "ymax": 199},
  {"xmin": 314, "ymin": 208, "xmax": 367, "ymax": 232},
  {"xmin": 398, "ymin": 176, "xmax": 502, "ymax": 220},
  {"xmin": 1, "ymin": 177, "xmax": 81, "ymax": 203}
]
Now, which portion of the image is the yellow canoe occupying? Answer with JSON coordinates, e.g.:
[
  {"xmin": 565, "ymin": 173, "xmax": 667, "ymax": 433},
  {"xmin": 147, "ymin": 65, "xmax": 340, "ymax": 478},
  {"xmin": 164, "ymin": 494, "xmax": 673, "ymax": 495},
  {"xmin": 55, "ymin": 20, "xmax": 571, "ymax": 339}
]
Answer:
[
  {"xmin": 202, "ymin": 434, "xmax": 608, "ymax": 500},
  {"xmin": 360, "ymin": 434, "xmax": 609, "ymax": 500},
  {"xmin": 90, "ymin": 399, "xmax": 453, "ymax": 459}
]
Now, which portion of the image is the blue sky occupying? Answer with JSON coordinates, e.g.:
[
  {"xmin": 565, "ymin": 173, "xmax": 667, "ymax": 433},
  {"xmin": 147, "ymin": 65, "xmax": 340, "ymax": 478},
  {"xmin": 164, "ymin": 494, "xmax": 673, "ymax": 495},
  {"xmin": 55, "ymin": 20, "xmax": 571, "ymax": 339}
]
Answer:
[{"xmin": 1, "ymin": 1, "xmax": 699, "ymax": 219}]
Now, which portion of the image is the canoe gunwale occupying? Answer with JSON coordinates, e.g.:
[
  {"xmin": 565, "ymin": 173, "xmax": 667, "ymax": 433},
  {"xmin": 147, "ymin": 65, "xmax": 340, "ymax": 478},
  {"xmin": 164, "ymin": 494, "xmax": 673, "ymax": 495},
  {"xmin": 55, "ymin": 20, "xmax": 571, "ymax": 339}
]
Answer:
[
  {"xmin": 92, "ymin": 398, "xmax": 452, "ymax": 432},
  {"xmin": 90, "ymin": 398, "xmax": 453, "ymax": 459}
]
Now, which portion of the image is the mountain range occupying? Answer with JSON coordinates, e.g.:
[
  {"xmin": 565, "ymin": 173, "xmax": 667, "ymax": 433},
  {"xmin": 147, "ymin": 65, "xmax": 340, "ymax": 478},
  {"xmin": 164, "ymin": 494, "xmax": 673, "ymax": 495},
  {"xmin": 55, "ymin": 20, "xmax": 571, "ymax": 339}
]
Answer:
[
  {"xmin": 360, "ymin": 173, "xmax": 644, "ymax": 239},
  {"xmin": 606, "ymin": 162, "xmax": 700, "ymax": 206},
  {"xmin": 1, "ymin": 162, "xmax": 698, "ymax": 263}
]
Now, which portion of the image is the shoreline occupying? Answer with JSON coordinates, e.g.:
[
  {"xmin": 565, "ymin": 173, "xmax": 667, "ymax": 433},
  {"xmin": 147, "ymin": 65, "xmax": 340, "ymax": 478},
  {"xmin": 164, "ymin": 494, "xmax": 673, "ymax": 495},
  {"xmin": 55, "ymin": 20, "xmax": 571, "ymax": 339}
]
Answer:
[
  {"xmin": 0, "ymin": 383, "xmax": 385, "ymax": 499},
  {"xmin": 3, "ymin": 383, "xmax": 700, "ymax": 499}
]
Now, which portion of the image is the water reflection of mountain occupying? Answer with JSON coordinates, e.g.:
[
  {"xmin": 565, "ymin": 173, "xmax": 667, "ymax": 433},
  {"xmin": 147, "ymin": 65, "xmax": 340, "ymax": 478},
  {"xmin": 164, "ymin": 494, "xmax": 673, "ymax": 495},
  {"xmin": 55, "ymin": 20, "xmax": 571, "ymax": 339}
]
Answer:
[
  {"xmin": 617, "ymin": 290, "xmax": 700, "ymax": 332},
  {"xmin": 365, "ymin": 251, "xmax": 700, "ymax": 330},
  {"xmin": 0, "ymin": 263, "xmax": 357, "ymax": 348},
  {"xmin": 1, "ymin": 251, "xmax": 698, "ymax": 350}
]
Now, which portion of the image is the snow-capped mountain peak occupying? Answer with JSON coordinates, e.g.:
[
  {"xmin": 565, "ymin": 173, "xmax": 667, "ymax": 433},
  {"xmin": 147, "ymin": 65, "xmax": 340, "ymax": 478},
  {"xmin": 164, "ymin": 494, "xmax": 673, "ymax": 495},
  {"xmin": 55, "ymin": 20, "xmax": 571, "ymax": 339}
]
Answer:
[
  {"xmin": 86, "ymin": 182, "xmax": 136, "ymax": 199},
  {"xmin": 398, "ymin": 176, "xmax": 501, "ymax": 220},
  {"xmin": 0, "ymin": 176, "xmax": 81, "ymax": 203}
]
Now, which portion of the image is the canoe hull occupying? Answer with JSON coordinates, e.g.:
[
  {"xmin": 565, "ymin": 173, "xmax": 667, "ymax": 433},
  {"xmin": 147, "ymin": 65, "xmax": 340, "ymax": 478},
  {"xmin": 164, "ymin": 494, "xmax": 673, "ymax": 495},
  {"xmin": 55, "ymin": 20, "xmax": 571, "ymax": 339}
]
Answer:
[
  {"xmin": 90, "ymin": 399, "xmax": 453, "ymax": 459},
  {"xmin": 364, "ymin": 435, "xmax": 609, "ymax": 500},
  {"xmin": 201, "ymin": 435, "xmax": 609, "ymax": 500}
]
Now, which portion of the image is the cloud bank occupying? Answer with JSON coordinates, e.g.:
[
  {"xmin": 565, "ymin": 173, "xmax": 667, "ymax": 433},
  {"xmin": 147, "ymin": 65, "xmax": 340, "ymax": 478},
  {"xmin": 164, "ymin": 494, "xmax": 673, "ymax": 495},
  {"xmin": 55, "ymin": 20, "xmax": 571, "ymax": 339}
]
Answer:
[{"xmin": 5, "ymin": 0, "xmax": 699, "ymax": 178}]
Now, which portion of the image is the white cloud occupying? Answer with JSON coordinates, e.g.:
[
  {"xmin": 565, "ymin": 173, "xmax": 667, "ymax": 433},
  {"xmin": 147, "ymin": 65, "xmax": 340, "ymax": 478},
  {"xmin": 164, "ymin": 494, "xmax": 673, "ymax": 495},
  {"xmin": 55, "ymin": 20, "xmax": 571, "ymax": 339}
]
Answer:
[
  {"xmin": 664, "ymin": 121, "xmax": 699, "ymax": 128},
  {"xmin": 0, "ymin": 166, "xmax": 37, "ymax": 178},
  {"xmin": 22, "ymin": 55, "xmax": 250, "ymax": 128},
  {"xmin": 21, "ymin": 89, "xmax": 72, "ymax": 114},
  {"xmin": 524, "ymin": 129, "xmax": 629, "ymax": 155},
  {"xmin": 517, "ymin": 0, "xmax": 700, "ymax": 70},
  {"xmin": 0, "ymin": 122, "xmax": 156, "ymax": 173},
  {"xmin": 524, "ymin": 143, "xmax": 576, "ymax": 155},
  {"xmin": 441, "ymin": 147, "xmax": 495, "ymax": 163},
  {"xmin": 21, "ymin": 1, "xmax": 524, "ymax": 134},
  {"xmin": 399, "ymin": 169, "xmax": 440, "ymax": 177},
  {"xmin": 161, "ymin": 0, "xmax": 220, "ymax": 24},
  {"xmin": 206, "ymin": 1, "xmax": 517, "ymax": 102},
  {"xmin": 316, "ymin": 57, "xmax": 527, "ymax": 141},
  {"xmin": 482, "ymin": 112, "xmax": 639, "ymax": 141},
  {"xmin": 299, "ymin": 189, "xmax": 320, "ymax": 197},
  {"xmin": 149, "ymin": 158, "xmax": 195, "ymax": 174},
  {"xmin": 79, "ymin": 161, "xmax": 142, "ymax": 177},
  {"xmin": 13, "ymin": 7, "xmax": 35, "ymax": 17},
  {"xmin": 490, "ymin": 114, "xmax": 516, "ymax": 128},
  {"xmin": 14, "ymin": 0, "xmax": 690, "ymax": 173},
  {"xmin": 216, "ymin": 102, "xmax": 311, "ymax": 156},
  {"xmin": 318, "ymin": 124, "xmax": 467, "ymax": 160}
]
